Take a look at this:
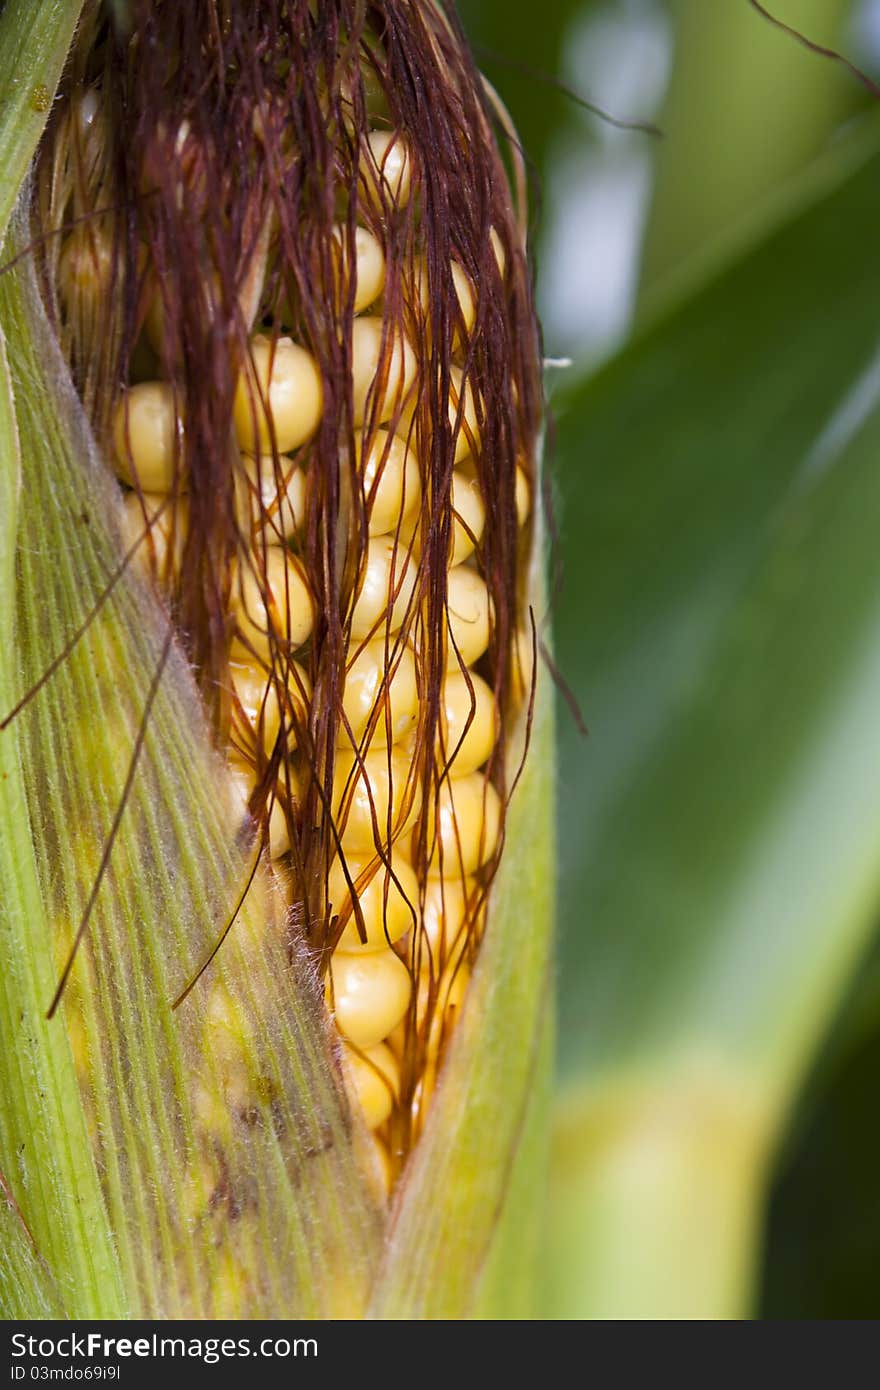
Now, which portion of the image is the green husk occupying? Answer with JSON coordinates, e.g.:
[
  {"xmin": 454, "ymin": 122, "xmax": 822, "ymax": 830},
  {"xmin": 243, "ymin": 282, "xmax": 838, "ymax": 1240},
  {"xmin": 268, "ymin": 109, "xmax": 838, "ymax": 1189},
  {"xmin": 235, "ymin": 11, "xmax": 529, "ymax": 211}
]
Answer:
[
  {"xmin": 0, "ymin": 0, "xmax": 84, "ymax": 244},
  {"xmin": 0, "ymin": 1178, "xmax": 65, "ymax": 1320},
  {"xmin": 549, "ymin": 134, "xmax": 880, "ymax": 1318}
]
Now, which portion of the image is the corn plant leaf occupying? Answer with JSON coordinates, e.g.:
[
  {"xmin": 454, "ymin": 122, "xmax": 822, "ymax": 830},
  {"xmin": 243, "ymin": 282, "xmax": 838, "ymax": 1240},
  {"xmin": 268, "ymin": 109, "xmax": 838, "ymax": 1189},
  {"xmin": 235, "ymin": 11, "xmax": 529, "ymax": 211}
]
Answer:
[
  {"xmin": 471, "ymin": 1002, "xmax": 553, "ymax": 1319},
  {"xmin": 0, "ymin": 311, "xmax": 122, "ymax": 1319},
  {"xmin": 369, "ymin": 529, "xmax": 556, "ymax": 1319},
  {"xmin": 638, "ymin": 0, "xmax": 854, "ymax": 305},
  {"xmin": 0, "ymin": 1175, "xmax": 65, "ymax": 1320},
  {"xmin": 0, "ymin": 201, "xmax": 386, "ymax": 1318},
  {"xmin": 548, "ymin": 131, "xmax": 880, "ymax": 1317},
  {"xmin": 0, "ymin": 0, "xmax": 84, "ymax": 245}
]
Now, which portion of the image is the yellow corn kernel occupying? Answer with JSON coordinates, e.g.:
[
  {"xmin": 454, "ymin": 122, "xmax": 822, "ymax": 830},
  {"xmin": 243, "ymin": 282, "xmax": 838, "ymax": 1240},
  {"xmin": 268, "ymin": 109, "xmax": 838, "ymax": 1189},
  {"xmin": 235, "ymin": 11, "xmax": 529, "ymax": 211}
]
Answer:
[
  {"xmin": 328, "ymin": 948, "xmax": 412, "ymax": 1046},
  {"xmin": 343, "ymin": 1042, "xmax": 399, "ymax": 1129},
  {"xmin": 360, "ymin": 129, "xmax": 413, "ymax": 212},
  {"xmin": 447, "ymin": 368, "xmax": 480, "ymax": 463},
  {"xmin": 232, "ymin": 546, "xmax": 314, "ymax": 659},
  {"xmin": 406, "ymin": 256, "xmax": 476, "ymax": 347},
  {"xmin": 423, "ymin": 773, "xmax": 501, "ymax": 877},
  {"xmin": 421, "ymin": 873, "xmax": 476, "ymax": 959},
  {"xmin": 489, "ymin": 227, "xmax": 506, "ymax": 278},
  {"xmin": 446, "ymin": 564, "xmax": 492, "ymax": 667},
  {"xmin": 351, "ymin": 316, "xmax": 417, "ymax": 427},
  {"xmin": 440, "ymin": 669, "xmax": 498, "ymax": 775},
  {"xmin": 515, "ymin": 463, "xmax": 531, "ymax": 527},
  {"xmin": 228, "ymin": 640, "xmax": 311, "ymax": 748},
  {"xmin": 400, "ymin": 365, "xmax": 478, "ymax": 465},
  {"xmin": 511, "ymin": 624, "xmax": 536, "ymax": 706},
  {"xmin": 228, "ymin": 755, "xmax": 293, "ymax": 860},
  {"xmin": 332, "ymin": 747, "xmax": 419, "ymax": 854},
  {"xmin": 417, "ymin": 954, "xmax": 470, "ymax": 1058},
  {"xmin": 237, "ymin": 453, "xmax": 307, "ymax": 543},
  {"xmin": 58, "ymin": 226, "xmax": 113, "ymax": 309},
  {"xmin": 449, "ymin": 469, "xmax": 485, "ymax": 565},
  {"xmin": 356, "ymin": 428, "xmax": 421, "ymax": 537},
  {"xmin": 112, "ymin": 382, "xmax": 185, "ymax": 492},
  {"xmin": 330, "ymin": 854, "xmax": 419, "ymax": 952},
  {"xmin": 341, "ymin": 636, "xmax": 418, "ymax": 749},
  {"xmin": 349, "ymin": 535, "xmax": 417, "ymax": 641},
  {"xmin": 120, "ymin": 490, "xmax": 188, "ymax": 586},
  {"xmin": 228, "ymin": 654, "xmax": 282, "ymax": 758},
  {"xmin": 233, "ymin": 334, "xmax": 323, "ymax": 454},
  {"xmin": 331, "ymin": 224, "xmax": 386, "ymax": 313}
]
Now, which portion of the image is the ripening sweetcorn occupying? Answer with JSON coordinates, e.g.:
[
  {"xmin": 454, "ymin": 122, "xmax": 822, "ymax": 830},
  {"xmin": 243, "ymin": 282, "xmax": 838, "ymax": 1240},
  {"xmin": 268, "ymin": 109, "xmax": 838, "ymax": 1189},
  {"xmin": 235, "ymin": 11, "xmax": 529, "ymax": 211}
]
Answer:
[{"xmin": 33, "ymin": 0, "xmax": 542, "ymax": 1217}]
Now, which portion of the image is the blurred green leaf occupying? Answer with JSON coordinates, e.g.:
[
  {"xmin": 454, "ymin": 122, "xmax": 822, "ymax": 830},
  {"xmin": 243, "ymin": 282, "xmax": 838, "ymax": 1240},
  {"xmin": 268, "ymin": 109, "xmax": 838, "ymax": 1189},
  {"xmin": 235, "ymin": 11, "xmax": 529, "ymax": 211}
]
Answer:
[
  {"xmin": 0, "ymin": 0, "xmax": 83, "ymax": 243},
  {"xmin": 641, "ymin": 0, "xmax": 855, "ymax": 303},
  {"xmin": 458, "ymin": 0, "xmax": 576, "ymax": 192},
  {"xmin": 761, "ymin": 974, "xmax": 880, "ymax": 1317},
  {"xmin": 548, "ymin": 126, "xmax": 880, "ymax": 1316}
]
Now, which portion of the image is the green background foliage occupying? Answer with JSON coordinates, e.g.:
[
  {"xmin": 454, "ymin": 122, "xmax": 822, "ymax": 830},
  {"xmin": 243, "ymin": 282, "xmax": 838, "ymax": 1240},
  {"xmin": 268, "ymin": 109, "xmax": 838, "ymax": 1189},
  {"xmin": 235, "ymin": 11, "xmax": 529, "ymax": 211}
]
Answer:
[{"xmin": 459, "ymin": 0, "xmax": 880, "ymax": 1317}]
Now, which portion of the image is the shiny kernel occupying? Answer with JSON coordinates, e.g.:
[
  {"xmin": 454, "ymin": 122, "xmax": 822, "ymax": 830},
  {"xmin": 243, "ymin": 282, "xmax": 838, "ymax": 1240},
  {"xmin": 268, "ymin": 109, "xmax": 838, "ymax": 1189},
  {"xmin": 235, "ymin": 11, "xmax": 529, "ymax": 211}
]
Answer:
[
  {"xmin": 406, "ymin": 256, "xmax": 476, "ymax": 346},
  {"xmin": 331, "ymin": 224, "xmax": 386, "ymax": 313},
  {"xmin": 516, "ymin": 464, "xmax": 531, "ymax": 527},
  {"xmin": 344, "ymin": 1042, "xmax": 400, "ymax": 1129},
  {"xmin": 333, "ymin": 747, "xmax": 419, "ymax": 854},
  {"xmin": 342, "ymin": 637, "xmax": 419, "ymax": 749},
  {"xmin": 112, "ymin": 382, "xmax": 184, "ymax": 492},
  {"xmin": 331, "ymin": 854, "xmax": 419, "ymax": 952},
  {"xmin": 232, "ymin": 547, "xmax": 314, "ymax": 659},
  {"xmin": 449, "ymin": 469, "xmax": 486, "ymax": 565},
  {"xmin": 350, "ymin": 535, "xmax": 417, "ymax": 642},
  {"xmin": 428, "ymin": 773, "xmax": 501, "ymax": 876},
  {"xmin": 419, "ymin": 957, "xmax": 471, "ymax": 1061},
  {"xmin": 421, "ymin": 873, "xmax": 479, "ymax": 960},
  {"xmin": 120, "ymin": 490, "xmax": 188, "ymax": 586},
  {"xmin": 360, "ymin": 130, "xmax": 413, "ymax": 212},
  {"xmin": 448, "ymin": 368, "xmax": 480, "ymax": 463},
  {"xmin": 446, "ymin": 565, "xmax": 492, "ymax": 667},
  {"xmin": 329, "ymin": 949, "xmax": 412, "ymax": 1047},
  {"xmin": 356, "ymin": 428, "xmax": 421, "ymax": 537},
  {"xmin": 399, "ymin": 366, "xmax": 478, "ymax": 465},
  {"xmin": 237, "ymin": 453, "xmax": 307, "ymax": 543},
  {"xmin": 440, "ymin": 669, "xmax": 498, "ymax": 775},
  {"xmin": 58, "ymin": 227, "xmax": 113, "ymax": 308},
  {"xmin": 512, "ymin": 624, "xmax": 536, "ymax": 706},
  {"xmin": 233, "ymin": 335, "xmax": 323, "ymax": 455},
  {"xmin": 489, "ymin": 227, "xmax": 507, "ymax": 278},
  {"xmin": 228, "ymin": 639, "xmax": 311, "ymax": 748},
  {"xmin": 228, "ymin": 657, "xmax": 281, "ymax": 759},
  {"xmin": 351, "ymin": 317, "xmax": 417, "ymax": 428},
  {"xmin": 228, "ymin": 756, "xmax": 292, "ymax": 860}
]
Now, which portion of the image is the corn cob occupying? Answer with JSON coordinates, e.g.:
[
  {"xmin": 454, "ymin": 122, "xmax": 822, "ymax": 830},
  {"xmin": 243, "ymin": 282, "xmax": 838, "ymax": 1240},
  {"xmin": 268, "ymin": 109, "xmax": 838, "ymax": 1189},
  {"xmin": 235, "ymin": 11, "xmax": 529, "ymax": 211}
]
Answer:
[{"xmin": 34, "ymin": 0, "xmax": 542, "ymax": 1197}]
